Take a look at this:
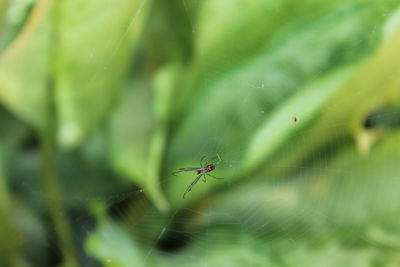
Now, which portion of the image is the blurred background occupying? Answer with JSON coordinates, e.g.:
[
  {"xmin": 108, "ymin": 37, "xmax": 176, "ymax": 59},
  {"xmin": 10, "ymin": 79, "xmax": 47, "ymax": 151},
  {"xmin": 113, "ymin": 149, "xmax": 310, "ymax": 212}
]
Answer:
[{"xmin": 1, "ymin": 0, "xmax": 400, "ymax": 266}]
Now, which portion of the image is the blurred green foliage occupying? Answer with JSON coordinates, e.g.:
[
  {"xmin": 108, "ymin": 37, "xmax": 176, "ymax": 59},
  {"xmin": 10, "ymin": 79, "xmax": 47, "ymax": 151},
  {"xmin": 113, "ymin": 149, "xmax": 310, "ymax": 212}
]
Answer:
[{"xmin": 1, "ymin": 0, "xmax": 400, "ymax": 266}]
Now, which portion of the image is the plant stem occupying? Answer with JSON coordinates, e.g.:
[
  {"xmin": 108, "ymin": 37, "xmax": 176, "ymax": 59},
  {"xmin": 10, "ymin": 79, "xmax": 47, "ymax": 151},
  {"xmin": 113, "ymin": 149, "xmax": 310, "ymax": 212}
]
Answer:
[
  {"xmin": 38, "ymin": 0, "xmax": 78, "ymax": 266},
  {"xmin": 40, "ymin": 135, "xmax": 79, "ymax": 267}
]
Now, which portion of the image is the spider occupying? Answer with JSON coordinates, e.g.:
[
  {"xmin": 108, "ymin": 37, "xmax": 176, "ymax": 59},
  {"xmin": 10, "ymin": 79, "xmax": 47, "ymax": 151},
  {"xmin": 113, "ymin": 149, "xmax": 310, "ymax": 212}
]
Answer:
[{"xmin": 173, "ymin": 154, "xmax": 224, "ymax": 198}]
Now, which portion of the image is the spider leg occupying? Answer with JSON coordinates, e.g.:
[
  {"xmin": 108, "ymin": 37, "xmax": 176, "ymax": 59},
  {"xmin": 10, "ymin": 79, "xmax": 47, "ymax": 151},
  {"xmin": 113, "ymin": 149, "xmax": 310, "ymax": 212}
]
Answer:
[
  {"xmin": 183, "ymin": 174, "xmax": 203, "ymax": 199},
  {"xmin": 203, "ymin": 176, "xmax": 207, "ymax": 183},
  {"xmin": 206, "ymin": 173, "xmax": 224, "ymax": 179},
  {"xmin": 172, "ymin": 168, "xmax": 199, "ymax": 176},
  {"xmin": 215, "ymin": 153, "xmax": 222, "ymax": 164},
  {"xmin": 200, "ymin": 156, "xmax": 206, "ymax": 167}
]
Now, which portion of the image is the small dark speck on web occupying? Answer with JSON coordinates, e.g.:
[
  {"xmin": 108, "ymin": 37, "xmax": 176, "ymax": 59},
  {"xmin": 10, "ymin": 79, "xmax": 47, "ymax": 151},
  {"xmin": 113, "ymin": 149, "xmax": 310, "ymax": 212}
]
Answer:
[{"xmin": 294, "ymin": 117, "xmax": 298, "ymax": 122}]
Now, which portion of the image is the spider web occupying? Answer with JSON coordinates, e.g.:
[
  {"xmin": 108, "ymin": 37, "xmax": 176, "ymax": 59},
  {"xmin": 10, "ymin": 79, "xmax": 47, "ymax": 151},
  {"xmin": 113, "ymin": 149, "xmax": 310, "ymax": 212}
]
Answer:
[{"xmin": 8, "ymin": 1, "xmax": 400, "ymax": 266}]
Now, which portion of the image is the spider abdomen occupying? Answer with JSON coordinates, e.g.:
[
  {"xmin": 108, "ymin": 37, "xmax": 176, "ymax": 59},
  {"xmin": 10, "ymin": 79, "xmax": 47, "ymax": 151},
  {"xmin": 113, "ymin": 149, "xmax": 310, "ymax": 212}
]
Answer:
[{"xmin": 197, "ymin": 169, "xmax": 207, "ymax": 174}]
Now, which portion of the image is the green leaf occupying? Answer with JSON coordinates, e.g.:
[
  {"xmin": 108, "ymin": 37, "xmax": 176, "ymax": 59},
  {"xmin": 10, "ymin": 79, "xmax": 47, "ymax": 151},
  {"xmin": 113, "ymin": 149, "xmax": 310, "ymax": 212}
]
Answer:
[
  {"xmin": 153, "ymin": 227, "xmax": 399, "ymax": 267},
  {"xmin": 383, "ymin": 7, "xmax": 400, "ymax": 38},
  {"xmin": 0, "ymin": 1, "xmax": 51, "ymax": 130},
  {"xmin": 281, "ymin": 240, "xmax": 376, "ymax": 267},
  {"xmin": 177, "ymin": 1, "xmax": 397, "ymax": 115},
  {"xmin": 241, "ymin": 65, "xmax": 357, "ymax": 174},
  {"xmin": 0, "ymin": 0, "xmax": 151, "ymax": 146},
  {"xmin": 193, "ymin": 0, "xmax": 345, "ymax": 83},
  {"xmin": 262, "ymin": 26, "xmax": 400, "ymax": 177},
  {"xmin": 109, "ymin": 81, "xmax": 154, "ymax": 190},
  {"xmin": 108, "ymin": 62, "xmax": 182, "ymax": 212},
  {"xmin": 0, "ymin": 147, "xmax": 47, "ymax": 266},
  {"xmin": 55, "ymin": 0, "xmax": 151, "ymax": 147},
  {"xmin": 164, "ymin": 2, "xmax": 393, "ymax": 206},
  {"xmin": 86, "ymin": 213, "xmax": 145, "ymax": 267},
  {"xmin": 156, "ymin": 227, "xmax": 279, "ymax": 267},
  {"xmin": 0, "ymin": 0, "xmax": 35, "ymax": 52},
  {"xmin": 206, "ymin": 131, "xmax": 400, "ymax": 235},
  {"xmin": 0, "ymin": 152, "xmax": 23, "ymax": 261},
  {"xmin": 108, "ymin": 78, "xmax": 170, "ymax": 212}
]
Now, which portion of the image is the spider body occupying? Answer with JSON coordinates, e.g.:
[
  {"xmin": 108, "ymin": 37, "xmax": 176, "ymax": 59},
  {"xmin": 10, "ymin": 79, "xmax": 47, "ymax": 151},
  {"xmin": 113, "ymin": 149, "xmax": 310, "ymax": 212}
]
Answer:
[
  {"xmin": 197, "ymin": 164, "xmax": 215, "ymax": 174},
  {"xmin": 173, "ymin": 155, "xmax": 224, "ymax": 198}
]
